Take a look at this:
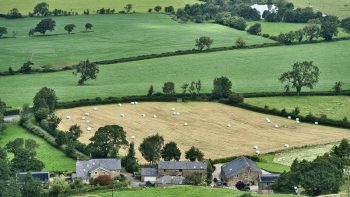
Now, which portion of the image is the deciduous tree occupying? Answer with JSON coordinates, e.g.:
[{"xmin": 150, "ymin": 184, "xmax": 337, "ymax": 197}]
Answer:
[
  {"xmin": 35, "ymin": 18, "xmax": 56, "ymax": 35},
  {"xmin": 139, "ymin": 134, "xmax": 164, "ymax": 164},
  {"xmin": 195, "ymin": 36, "xmax": 213, "ymax": 50},
  {"xmin": 185, "ymin": 146, "xmax": 204, "ymax": 161},
  {"xmin": 212, "ymin": 76, "xmax": 232, "ymax": 98},
  {"xmin": 73, "ymin": 59, "xmax": 99, "ymax": 85},
  {"xmin": 64, "ymin": 24, "xmax": 76, "ymax": 34},
  {"xmin": 161, "ymin": 142, "xmax": 181, "ymax": 161}
]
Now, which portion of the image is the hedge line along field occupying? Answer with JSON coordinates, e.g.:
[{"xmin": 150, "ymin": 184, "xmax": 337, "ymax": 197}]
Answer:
[
  {"xmin": 68, "ymin": 186, "xmax": 295, "ymax": 197},
  {"xmin": 0, "ymin": 0, "xmax": 199, "ymax": 14},
  {"xmin": 0, "ymin": 124, "xmax": 75, "ymax": 172},
  {"xmin": 245, "ymin": 96, "xmax": 350, "ymax": 121},
  {"xmin": 0, "ymin": 14, "xmax": 274, "ymax": 71},
  {"xmin": 247, "ymin": 21, "xmax": 350, "ymax": 37},
  {"xmin": 56, "ymin": 102, "xmax": 350, "ymax": 162},
  {"xmin": 288, "ymin": 0, "xmax": 350, "ymax": 19},
  {"xmin": 1, "ymin": 40, "xmax": 350, "ymax": 108}
]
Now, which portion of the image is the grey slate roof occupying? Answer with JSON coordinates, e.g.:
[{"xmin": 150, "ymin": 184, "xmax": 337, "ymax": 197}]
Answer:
[
  {"xmin": 141, "ymin": 168, "xmax": 158, "ymax": 177},
  {"xmin": 221, "ymin": 156, "xmax": 261, "ymax": 179},
  {"xmin": 158, "ymin": 161, "xmax": 207, "ymax": 170},
  {"xmin": 259, "ymin": 174, "xmax": 280, "ymax": 183},
  {"xmin": 74, "ymin": 159, "xmax": 121, "ymax": 180}
]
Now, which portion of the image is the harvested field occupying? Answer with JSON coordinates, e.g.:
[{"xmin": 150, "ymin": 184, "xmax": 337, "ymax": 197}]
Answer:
[{"xmin": 57, "ymin": 102, "xmax": 350, "ymax": 161}]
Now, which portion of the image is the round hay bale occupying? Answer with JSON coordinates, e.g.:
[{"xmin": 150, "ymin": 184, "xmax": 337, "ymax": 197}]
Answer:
[
  {"xmin": 256, "ymin": 151, "xmax": 260, "ymax": 155},
  {"xmin": 274, "ymin": 124, "xmax": 279, "ymax": 128},
  {"xmin": 87, "ymin": 127, "xmax": 92, "ymax": 131},
  {"xmin": 171, "ymin": 108, "xmax": 175, "ymax": 111},
  {"xmin": 93, "ymin": 107, "xmax": 97, "ymax": 111},
  {"xmin": 227, "ymin": 123, "xmax": 231, "ymax": 128},
  {"xmin": 176, "ymin": 112, "xmax": 180, "ymax": 115},
  {"xmin": 131, "ymin": 102, "xmax": 135, "ymax": 105},
  {"xmin": 284, "ymin": 144, "xmax": 289, "ymax": 148},
  {"xmin": 253, "ymin": 145, "xmax": 258, "ymax": 149},
  {"xmin": 118, "ymin": 103, "xmax": 122, "ymax": 107},
  {"xmin": 296, "ymin": 118, "xmax": 300, "ymax": 121},
  {"xmin": 183, "ymin": 122, "xmax": 188, "ymax": 126},
  {"xmin": 288, "ymin": 116, "xmax": 291, "ymax": 119},
  {"xmin": 153, "ymin": 114, "xmax": 157, "ymax": 118},
  {"xmin": 141, "ymin": 113, "xmax": 146, "ymax": 117},
  {"xmin": 120, "ymin": 114, "xmax": 125, "ymax": 117},
  {"xmin": 131, "ymin": 135, "xmax": 135, "ymax": 139},
  {"xmin": 84, "ymin": 113, "xmax": 89, "ymax": 116},
  {"xmin": 135, "ymin": 101, "xmax": 138, "ymax": 105},
  {"xmin": 81, "ymin": 117, "xmax": 86, "ymax": 120},
  {"xmin": 315, "ymin": 122, "xmax": 319, "ymax": 125},
  {"xmin": 86, "ymin": 120, "xmax": 90, "ymax": 123},
  {"xmin": 172, "ymin": 112, "xmax": 177, "ymax": 115},
  {"xmin": 66, "ymin": 116, "xmax": 71, "ymax": 119}
]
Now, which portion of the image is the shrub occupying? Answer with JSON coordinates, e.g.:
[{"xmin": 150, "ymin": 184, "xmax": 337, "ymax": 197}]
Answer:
[
  {"xmin": 223, "ymin": 16, "xmax": 247, "ymax": 30},
  {"xmin": 185, "ymin": 173, "xmax": 202, "ymax": 185},
  {"xmin": 235, "ymin": 37, "xmax": 246, "ymax": 48},
  {"xmin": 247, "ymin": 23, "xmax": 261, "ymax": 35},
  {"xmin": 92, "ymin": 175, "xmax": 112, "ymax": 186},
  {"xmin": 228, "ymin": 93, "xmax": 244, "ymax": 105}
]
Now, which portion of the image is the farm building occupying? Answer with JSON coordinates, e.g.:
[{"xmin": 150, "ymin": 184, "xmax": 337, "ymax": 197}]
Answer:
[
  {"xmin": 258, "ymin": 174, "xmax": 280, "ymax": 194},
  {"xmin": 140, "ymin": 161, "xmax": 207, "ymax": 185},
  {"xmin": 16, "ymin": 172, "xmax": 50, "ymax": 184},
  {"xmin": 72, "ymin": 159, "xmax": 121, "ymax": 182},
  {"xmin": 158, "ymin": 161, "xmax": 207, "ymax": 178},
  {"xmin": 141, "ymin": 168, "xmax": 158, "ymax": 183},
  {"xmin": 220, "ymin": 156, "xmax": 262, "ymax": 187}
]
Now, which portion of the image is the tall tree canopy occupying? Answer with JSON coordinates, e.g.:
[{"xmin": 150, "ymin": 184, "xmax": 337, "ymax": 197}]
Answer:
[
  {"xmin": 88, "ymin": 125, "xmax": 128, "ymax": 158},
  {"xmin": 34, "ymin": 18, "xmax": 56, "ymax": 35},
  {"xmin": 139, "ymin": 134, "xmax": 164, "ymax": 164},
  {"xmin": 73, "ymin": 59, "xmax": 99, "ymax": 85},
  {"xmin": 279, "ymin": 61, "xmax": 320, "ymax": 96},
  {"xmin": 161, "ymin": 142, "xmax": 181, "ymax": 161},
  {"xmin": 185, "ymin": 146, "xmax": 204, "ymax": 161},
  {"xmin": 212, "ymin": 76, "xmax": 232, "ymax": 99}
]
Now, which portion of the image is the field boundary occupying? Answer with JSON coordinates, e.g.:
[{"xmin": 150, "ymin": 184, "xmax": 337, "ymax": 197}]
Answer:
[{"xmin": 1, "ymin": 37, "xmax": 350, "ymax": 77}]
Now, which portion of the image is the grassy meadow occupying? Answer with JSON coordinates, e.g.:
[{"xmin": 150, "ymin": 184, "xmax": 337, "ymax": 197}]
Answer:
[
  {"xmin": 273, "ymin": 143, "xmax": 338, "ymax": 166},
  {"xmin": 0, "ymin": 14, "xmax": 274, "ymax": 71},
  {"xmin": 69, "ymin": 186, "xmax": 294, "ymax": 197},
  {"xmin": 1, "ymin": 40, "xmax": 350, "ymax": 107},
  {"xmin": 247, "ymin": 21, "xmax": 350, "ymax": 37},
  {"xmin": 245, "ymin": 96, "xmax": 350, "ymax": 121},
  {"xmin": 0, "ymin": 0, "xmax": 199, "ymax": 14},
  {"xmin": 289, "ymin": 0, "xmax": 350, "ymax": 19},
  {"xmin": 0, "ymin": 124, "xmax": 75, "ymax": 171}
]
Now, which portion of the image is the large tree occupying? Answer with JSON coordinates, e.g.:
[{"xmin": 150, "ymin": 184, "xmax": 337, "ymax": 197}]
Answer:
[
  {"xmin": 0, "ymin": 147, "xmax": 21, "ymax": 197},
  {"xmin": 279, "ymin": 61, "xmax": 319, "ymax": 96},
  {"xmin": 122, "ymin": 142, "xmax": 139, "ymax": 173},
  {"xmin": 124, "ymin": 4, "xmax": 133, "ymax": 13},
  {"xmin": 162, "ymin": 82, "xmax": 175, "ymax": 95},
  {"xmin": 212, "ymin": 76, "xmax": 232, "ymax": 99},
  {"xmin": 341, "ymin": 17, "xmax": 350, "ymax": 33},
  {"xmin": 320, "ymin": 16, "xmax": 339, "ymax": 41},
  {"xmin": 85, "ymin": 23, "xmax": 93, "ymax": 31},
  {"xmin": 88, "ymin": 125, "xmax": 128, "ymax": 158},
  {"xmin": 185, "ymin": 146, "xmax": 204, "ymax": 161},
  {"xmin": 0, "ymin": 27, "xmax": 7, "ymax": 38},
  {"xmin": 64, "ymin": 24, "xmax": 76, "ymax": 34},
  {"xmin": 139, "ymin": 134, "xmax": 164, "ymax": 164},
  {"xmin": 247, "ymin": 23, "xmax": 261, "ymax": 35},
  {"xmin": 33, "ymin": 87, "xmax": 57, "ymax": 121},
  {"xmin": 73, "ymin": 59, "xmax": 99, "ymax": 85},
  {"xmin": 303, "ymin": 23, "xmax": 320, "ymax": 41},
  {"xmin": 161, "ymin": 142, "xmax": 181, "ymax": 161},
  {"xmin": 33, "ymin": 2, "xmax": 49, "ymax": 16},
  {"xmin": 5, "ymin": 138, "xmax": 44, "ymax": 173},
  {"xmin": 34, "ymin": 18, "xmax": 56, "ymax": 35},
  {"xmin": 195, "ymin": 36, "xmax": 213, "ymax": 50},
  {"xmin": 68, "ymin": 124, "xmax": 83, "ymax": 141}
]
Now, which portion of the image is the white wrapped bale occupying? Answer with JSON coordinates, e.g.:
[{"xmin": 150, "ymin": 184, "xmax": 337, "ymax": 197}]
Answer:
[
  {"xmin": 256, "ymin": 151, "xmax": 260, "ymax": 155},
  {"xmin": 84, "ymin": 113, "xmax": 89, "ymax": 116},
  {"xmin": 141, "ymin": 113, "xmax": 146, "ymax": 117},
  {"xmin": 131, "ymin": 102, "xmax": 135, "ymax": 105},
  {"xmin": 183, "ymin": 122, "xmax": 188, "ymax": 126},
  {"xmin": 296, "ymin": 118, "xmax": 299, "ymax": 121},
  {"xmin": 131, "ymin": 135, "xmax": 135, "ymax": 139},
  {"xmin": 227, "ymin": 124, "xmax": 231, "ymax": 128},
  {"xmin": 171, "ymin": 108, "xmax": 175, "ymax": 111},
  {"xmin": 315, "ymin": 122, "xmax": 318, "ymax": 125},
  {"xmin": 253, "ymin": 145, "xmax": 258, "ymax": 150},
  {"xmin": 266, "ymin": 118, "xmax": 271, "ymax": 123},
  {"xmin": 81, "ymin": 117, "xmax": 86, "ymax": 120},
  {"xmin": 176, "ymin": 112, "xmax": 180, "ymax": 115},
  {"xmin": 134, "ymin": 101, "xmax": 138, "ymax": 105},
  {"xmin": 87, "ymin": 127, "xmax": 92, "ymax": 131},
  {"xmin": 86, "ymin": 120, "xmax": 90, "ymax": 123},
  {"xmin": 66, "ymin": 116, "xmax": 71, "ymax": 119},
  {"xmin": 120, "ymin": 114, "xmax": 125, "ymax": 117},
  {"xmin": 284, "ymin": 144, "xmax": 289, "ymax": 148},
  {"xmin": 153, "ymin": 114, "xmax": 157, "ymax": 118},
  {"xmin": 118, "ymin": 103, "xmax": 122, "ymax": 107},
  {"xmin": 93, "ymin": 107, "xmax": 97, "ymax": 111},
  {"xmin": 274, "ymin": 124, "xmax": 279, "ymax": 128},
  {"xmin": 288, "ymin": 116, "xmax": 291, "ymax": 119}
]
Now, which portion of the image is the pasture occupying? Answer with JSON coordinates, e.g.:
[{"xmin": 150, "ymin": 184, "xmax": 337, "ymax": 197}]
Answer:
[
  {"xmin": 273, "ymin": 142, "xmax": 338, "ymax": 166},
  {"xmin": 0, "ymin": 14, "xmax": 273, "ymax": 71},
  {"xmin": 0, "ymin": 0, "xmax": 199, "ymax": 14},
  {"xmin": 245, "ymin": 96, "xmax": 350, "ymax": 121},
  {"xmin": 247, "ymin": 21, "xmax": 350, "ymax": 37},
  {"xmin": 0, "ymin": 124, "xmax": 75, "ymax": 171},
  {"xmin": 56, "ymin": 102, "xmax": 350, "ymax": 162},
  {"xmin": 68, "ymin": 186, "xmax": 294, "ymax": 197},
  {"xmin": 1, "ymin": 40, "xmax": 350, "ymax": 107},
  {"xmin": 289, "ymin": 0, "xmax": 350, "ymax": 19}
]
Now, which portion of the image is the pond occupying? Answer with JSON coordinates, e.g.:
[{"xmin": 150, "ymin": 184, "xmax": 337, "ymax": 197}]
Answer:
[{"xmin": 251, "ymin": 4, "xmax": 277, "ymax": 18}]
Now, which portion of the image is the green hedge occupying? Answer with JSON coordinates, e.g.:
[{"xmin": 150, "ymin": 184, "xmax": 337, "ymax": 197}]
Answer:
[
  {"xmin": 241, "ymin": 90, "xmax": 350, "ymax": 98},
  {"xmin": 4, "ymin": 109, "xmax": 20, "ymax": 116}
]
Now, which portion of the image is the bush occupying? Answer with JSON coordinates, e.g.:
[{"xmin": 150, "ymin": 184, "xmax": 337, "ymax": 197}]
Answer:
[
  {"xmin": 185, "ymin": 173, "xmax": 202, "ymax": 185},
  {"xmin": 247, "ymin": 23, "xmax": 262, "ymax": 35},
  {"xmin": 228, "ymin": 93, "xmax": 244, "ymax": 105},
  {"xmin": 92, "ymin": 175, "xmax": 112, "ymax": 186}
]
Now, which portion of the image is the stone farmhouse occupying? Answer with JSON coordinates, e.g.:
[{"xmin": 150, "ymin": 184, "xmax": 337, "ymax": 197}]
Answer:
[
  {"xmin": 220, "ymin": 156, "xmax": 262, "ymax": 187},
  {"xmin": 72, "ymin": 159, "xmax": 121, "ymax": 182}
]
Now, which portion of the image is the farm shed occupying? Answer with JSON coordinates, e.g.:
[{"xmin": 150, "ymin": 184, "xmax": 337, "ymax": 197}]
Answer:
[
  {"xmin": 141, "ymin": 168, "xmax": 158, "ymax": 183},
  {"xmin": 220, "ymin": 156, "xmax": 262, "ymax": 187},
  {"xmin": 258, "ymin": 174, "xmax": 280, "ymax": 194},
  {"xmin": 158, "ymin": 161, "xmax": 207, "ymax": 178}
]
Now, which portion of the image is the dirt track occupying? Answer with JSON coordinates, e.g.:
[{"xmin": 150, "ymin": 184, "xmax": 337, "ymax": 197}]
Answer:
[{"xmin": 57, "ymin": 102, "xmax": 350, "ymax": 161}]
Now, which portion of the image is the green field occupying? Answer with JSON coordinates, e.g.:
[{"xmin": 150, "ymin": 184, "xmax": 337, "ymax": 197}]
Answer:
[
  {"xmin": 257, "ymin": 154, "xmax": 290, "ymax": 173},
  {"xmin": 289, "ymin": 0, "xmax": 350, "ymax": 19},
  {"xmin": 246, "ymin": 96, "xmax": 350, "ymax": 121},
  {"xmin": 0, "ymin": 0, "xmax": 199, "ymax": 14},
  {"xmin": 69, "ymin": 186, "xmax": 294, "ymax": 197},
  {"xmin": 0, "ymin": 14, "xmax": 274, "ymax": 71},
  {"xmin": 273, "ymin": 142, "xmax": 338, "ymax": 166},
  {"xmin": 247, "ymin": 21, "xmax": 350, "ymax": 37},
  {"xmin": 1, "ymin": 40, "xmax": 350, "ymax": 107},
  {"xmin": 0, "ymin": 124, "xmax": 75, "ymax": 171}
]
